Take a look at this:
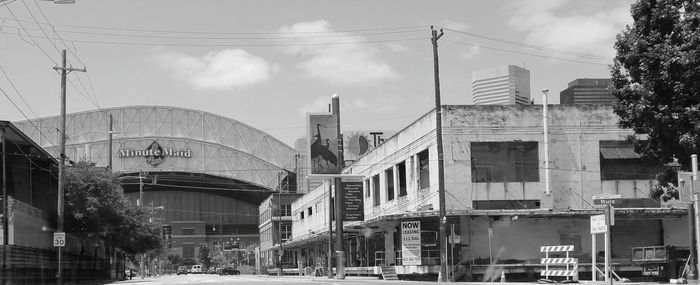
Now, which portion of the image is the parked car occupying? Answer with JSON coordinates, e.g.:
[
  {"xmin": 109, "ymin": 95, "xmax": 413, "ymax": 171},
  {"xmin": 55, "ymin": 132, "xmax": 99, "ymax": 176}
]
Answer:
[
  {"xmin": 215, "ymin": 267, "xmax": 223, "ymax": 275},
  {"xmin": 220, "ymin": 266, "xmax": 240, "ymax": 275},
  {"xmin": 207, "ymin": 267, "xmax": 217, "ymax": 274},
  {"xmin": 176, "ymin": 266, "xmax": 188, "ymax": 275},
  {"xmin": 191, "ymin": 265, "xmax": 203, "ymax": 274}
]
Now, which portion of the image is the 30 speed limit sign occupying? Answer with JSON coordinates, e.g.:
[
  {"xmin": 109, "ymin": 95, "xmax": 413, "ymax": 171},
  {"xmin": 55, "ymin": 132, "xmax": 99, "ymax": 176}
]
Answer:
[{"xmin": 53, "ymin": 232, "xmax": 66, "ymax": 247}]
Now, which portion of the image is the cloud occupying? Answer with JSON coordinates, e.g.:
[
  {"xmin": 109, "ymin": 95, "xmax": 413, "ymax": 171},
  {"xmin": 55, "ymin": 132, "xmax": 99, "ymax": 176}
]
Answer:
[
  {"xmin": 279, "ymin": 20, "xmax": 399, "ymax": 85},
  {"xmin": 299, "ymin": 96, "xmax": 332, "ymax": 115},
  {"xmin": 506, "ymin": 0, "xmax": 633, "ymax": 58},
  {"xmin": 385, "ymin": 42, "xmax": 409, "ymax": 53},
  {"xmin": 461, "ymin": 45, "xmax": 481, "ymax": 60},
  {"xmin": 438, "ymin": 19, "xmax": 470, "ymax": 31},
  {"xmin": 154, "ymin": 48, "xmax": 273, "ymax": 90}
]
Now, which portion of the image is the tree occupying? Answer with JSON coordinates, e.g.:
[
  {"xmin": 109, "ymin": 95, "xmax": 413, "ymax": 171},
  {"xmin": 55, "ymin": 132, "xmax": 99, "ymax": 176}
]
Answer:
[
  {"xmin": 199, "ymin": 244, "xmax": 212, "ymax": 268},
  {"xmin": 611, "ymin": 0, "xmax": 700, "ymax": 167},
  {"xmin": 64, "ymin": 162, "xmax": 162, "ymax": 257}
]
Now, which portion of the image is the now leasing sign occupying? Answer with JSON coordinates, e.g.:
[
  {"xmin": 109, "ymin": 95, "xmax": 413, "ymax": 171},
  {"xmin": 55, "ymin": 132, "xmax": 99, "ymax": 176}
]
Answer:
[{"xmin": 401, "ymin": 221, "xmax": 421, "ymax": 266}]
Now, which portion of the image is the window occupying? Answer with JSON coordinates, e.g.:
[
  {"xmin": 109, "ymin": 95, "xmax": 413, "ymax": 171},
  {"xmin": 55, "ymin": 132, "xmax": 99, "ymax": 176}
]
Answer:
[
  {"xmin": 418, "ymin": 149, "xmax": 431, "ymax": 189},
  {"xmin": 364, "ymin": 179, "xmax": 370, "ymax": 198},
  {"xmin": 599, "ymin": 141, "xmax": 663, "ymax": 180},
  {"xmin": 300, "ymin": 211, "xmax": 304, "ymax": 220},
  {"xmin": 181, "ymin": 228, "xmax": 195, "ymax": 235},
  {"xmin": 280, "ymin": 204, "xmax": 292, "ymax": 216},
  {"xmin": 372, "ymin": 174, "xmax": 380, "ymax": 206},
  {"xmin": 281, "ymin": 224, "xmax": 292, "ymax": 242},
  {"xmin": 386, "ymin": 168, "xmax": 395, "ymax": 201},
  {"xmin": 183, "ymin": 244, "xmax": 194, "ymax": 258},
  {"xmin": 397, "ymin": 161, "xmax": 407, "ymax": 197},
  {"xmin": 470, "ymin": 142, "xmax": 539, "ymax": 182},
  {"xmin": 308, "ymin": 207, "xmax": 313, "ymax": 216}
]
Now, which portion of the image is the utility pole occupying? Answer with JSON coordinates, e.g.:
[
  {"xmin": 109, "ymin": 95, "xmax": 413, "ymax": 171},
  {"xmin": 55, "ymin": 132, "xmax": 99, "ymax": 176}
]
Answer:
[
  {"xmin": 108, "ymin": 113, "xmax": 113, "ymax": 172},
  {"xmin": 54, "ymin": 49, "xmax": 86, "ymax": 285},
  {"xmin": 332, "ymin": 94, "xmax": 345, "ymax": 279},
  {"xmin": 2, "ymin": 126, "xmax": 7, "ymax": 282},
  {"xmin": 692, "ymin": 154, "xmax": 699, "ymax": 278},
  {"xmin": 327, "ymin": 181, "xmax": 333, "ymax": 278},
  {"xmin": 431, "ymin": 26, "xmax": 448, "ymax": 283},
  {"xmin": 277, "ymin": 172, "xmax": 284, "ymax": 277},
  {"xmin": 138, "ymin": 170, "xmax": 146, "ymax": 279}
]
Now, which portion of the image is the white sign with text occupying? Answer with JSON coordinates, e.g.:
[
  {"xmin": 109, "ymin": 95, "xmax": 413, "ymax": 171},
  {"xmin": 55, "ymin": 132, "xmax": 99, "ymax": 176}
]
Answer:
[{"xmin": 401, "ymin": 221, "xmax": 421, "ymax": 266}]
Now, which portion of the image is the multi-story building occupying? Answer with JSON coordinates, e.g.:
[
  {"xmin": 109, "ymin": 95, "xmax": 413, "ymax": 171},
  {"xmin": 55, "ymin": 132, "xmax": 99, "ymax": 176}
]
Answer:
[
  {"xmin": 285, "ymin": 104, "xmax": 687, "ymax": 280},
  {"xmin": 560, "ymin": 78, "xmax": 614, "ymax": 104},
  {"xmin": 472, "ymin": 65, "xmax": 531, "ymax": 105},
  {"xmin": 257, "ymin": 192, "xmax": 303, "ymax": 273}
]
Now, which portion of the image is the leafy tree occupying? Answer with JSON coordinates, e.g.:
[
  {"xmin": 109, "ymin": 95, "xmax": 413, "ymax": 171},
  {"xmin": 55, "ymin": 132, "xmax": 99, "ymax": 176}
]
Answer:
[
  {"xmin": 199, "ymin": 244, "xmax": 212, "ymax": 268},
  {"xmin": 611, "ymin": 0, "xmax": 700, "ymax": 167},
  {"xmin": 64, "ymin": 162, "xmax": 162, "ymax": 257}
]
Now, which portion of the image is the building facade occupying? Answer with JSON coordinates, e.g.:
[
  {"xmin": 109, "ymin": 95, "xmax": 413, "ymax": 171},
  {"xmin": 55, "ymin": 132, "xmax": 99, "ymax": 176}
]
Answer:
[
  {"xmin": 472, "ymin": 65, "xmax": 531, "ymax": 105},
  {"xmin": 560, "ymin": 78, "xmax": 614, "ymax": 105},
  {"xmin": 14, "ymin": 106, "xmax": 301, "ymax": 266},
  {"xmin": 257, "ymin": 192, "xmax": 302, "ymax": 273},
  {"xmin": 287, "ymin": 105, "xmax": 687, "ymax": 280}
]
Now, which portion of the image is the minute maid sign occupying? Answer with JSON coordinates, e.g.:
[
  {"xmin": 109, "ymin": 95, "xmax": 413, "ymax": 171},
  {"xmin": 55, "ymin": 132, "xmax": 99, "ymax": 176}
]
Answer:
[{"xmin": 118, "ymin": 140, "xmax": 192, "ymax": 167}]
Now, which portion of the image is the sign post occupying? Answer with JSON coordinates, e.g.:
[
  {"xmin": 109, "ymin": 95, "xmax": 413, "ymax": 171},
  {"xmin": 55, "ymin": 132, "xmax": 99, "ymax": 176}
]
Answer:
[{"xmin": 592, "ymin": 194, "xmax": 620, "ymax": 282}]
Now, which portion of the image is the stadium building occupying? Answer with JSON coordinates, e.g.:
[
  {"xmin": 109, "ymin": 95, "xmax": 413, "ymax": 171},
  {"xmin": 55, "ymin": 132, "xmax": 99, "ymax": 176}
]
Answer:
[{"xmin": 14, "ymin": 106, "xmax": 301, "ymax": 264}]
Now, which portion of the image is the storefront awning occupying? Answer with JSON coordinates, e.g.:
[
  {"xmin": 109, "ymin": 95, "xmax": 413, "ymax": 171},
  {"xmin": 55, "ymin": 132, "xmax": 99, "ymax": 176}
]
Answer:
[{"xmin": 600, "ymin": 145, "xmax": 641, "ymax": 159}]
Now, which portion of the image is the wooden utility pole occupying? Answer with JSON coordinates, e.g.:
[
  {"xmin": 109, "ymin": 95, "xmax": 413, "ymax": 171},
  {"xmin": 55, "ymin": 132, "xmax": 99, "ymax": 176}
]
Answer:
[
  {"xmin": 332, "ymin": 94, "xmax": 345, "ymax": 279},
  {"xmin": 108, "ymin": 113, "xmax": 113, "ymax": 172},
  {"xmin": 54, "ymin": 49, "xmax": 85, "ymax": 285},
  {"xmin": 431, "ymin": 26, "xmax": 448, "ymax": 282}
]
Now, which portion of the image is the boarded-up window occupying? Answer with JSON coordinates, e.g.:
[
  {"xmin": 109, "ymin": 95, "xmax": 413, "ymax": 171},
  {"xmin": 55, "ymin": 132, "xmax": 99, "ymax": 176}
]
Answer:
[
  {"xmin": 398, "ymin": 161, "xmax": 407, "ymax": 197},
  {"xmin": 372, "ymin": 174, "xmax": 380, "ymax": 206},
  {"xmin": 386, "ymin": 168, "xmax": 395, "ymax": 201},
  {"xmin": 470, "ymin": 141, "xmax": 539, "ymax": 182},
  {"xmin": 418, "ymin": 149, "xmax": 430, "ymax": 189},
  {"xmin": 599, "ymin": 141, "xmax": 664, "ymax": 180}
]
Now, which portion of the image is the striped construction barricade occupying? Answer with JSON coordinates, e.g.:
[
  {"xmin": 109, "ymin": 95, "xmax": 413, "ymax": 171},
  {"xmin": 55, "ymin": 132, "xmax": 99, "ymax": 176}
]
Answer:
[{"xmin": 540, "ymin": 245, "xmax": 578, "ymax": 281}]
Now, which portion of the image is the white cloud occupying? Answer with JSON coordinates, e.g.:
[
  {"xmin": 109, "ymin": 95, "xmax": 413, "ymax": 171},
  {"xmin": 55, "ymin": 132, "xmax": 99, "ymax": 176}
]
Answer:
[
  {"xmin": 299, "ymin": 96, "xmax": 332, "ymax": 115},
  {"xmin": 385, "ymin": 42, "xmax": 409, "ymax": 53},
  {"xmin": 506, "ymin": 0, "xmax": 633, "ymax": 58},
  {"xmin": 438, "ymin": 19, "xmax": 470, "ymax": 31},
  {"xmin": 461, "ymin": 45, "xmax": 481, "ymax": 60},
  {"xmin": 279, "ymin": 20, "xmax": 399, "ymax": 85},
  {"xmin": 154, "ymin": 48, "xmax": 272, "ymax": 90}
]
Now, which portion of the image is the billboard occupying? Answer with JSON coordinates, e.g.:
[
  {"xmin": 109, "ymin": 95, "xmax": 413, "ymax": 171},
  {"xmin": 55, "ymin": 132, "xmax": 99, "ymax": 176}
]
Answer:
[
  {"xmin": 307, "ymin": 113, "xmax": 340, "ymax": 174},
  {"xmin": 343, "ymin": 130, "xmax": 396, "ymax": 162}
]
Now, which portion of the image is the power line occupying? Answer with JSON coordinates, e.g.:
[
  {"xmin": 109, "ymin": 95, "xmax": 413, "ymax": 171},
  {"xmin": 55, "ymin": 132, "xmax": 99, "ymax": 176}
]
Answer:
[
  {"xmin": 443, "ymin": 39, "xmax": 610, "ymax": 66},
  {"xmin": 441, "ymin": 27, "xmax": 611, "ymax": 61},
  {"xmin": 0, "ymin": 22, "xmax": 425, "ymax": 40},
  {"xmin": 0, "ymin": 17, "xmax": 426, "ymax": 35},
  {"xmin": 0, "ymin": 64, "xmax": 38, "ymax": 118}
]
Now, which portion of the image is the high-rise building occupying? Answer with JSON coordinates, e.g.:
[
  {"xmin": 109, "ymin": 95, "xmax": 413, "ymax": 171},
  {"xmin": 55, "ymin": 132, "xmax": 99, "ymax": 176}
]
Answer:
[
  {"xmin": 560, "ymin": 78, "xmax": 614, "ymax": 104},
  {"xmin": 472, "ymin": 65, "xmax": 530, "ymax": 105}
]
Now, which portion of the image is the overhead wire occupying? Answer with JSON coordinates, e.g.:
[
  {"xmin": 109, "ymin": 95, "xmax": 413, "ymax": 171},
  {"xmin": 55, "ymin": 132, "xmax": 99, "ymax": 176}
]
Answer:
[{"xmin": 443, "ymin": 39, "xmax": 610, "ymax": 66}]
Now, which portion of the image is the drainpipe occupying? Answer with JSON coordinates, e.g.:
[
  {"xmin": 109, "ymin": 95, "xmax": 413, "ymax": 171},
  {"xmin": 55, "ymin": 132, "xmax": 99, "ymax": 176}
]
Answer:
[{"xmin": 542, "ymin": 89, "xmax": 551, "ymax": 197}]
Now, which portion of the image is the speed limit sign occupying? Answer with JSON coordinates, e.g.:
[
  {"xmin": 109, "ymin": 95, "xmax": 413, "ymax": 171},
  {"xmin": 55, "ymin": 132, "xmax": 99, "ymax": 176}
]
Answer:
[{"xmin": 53, "ymin": 232, "xmax": 66, "ymax": 247}]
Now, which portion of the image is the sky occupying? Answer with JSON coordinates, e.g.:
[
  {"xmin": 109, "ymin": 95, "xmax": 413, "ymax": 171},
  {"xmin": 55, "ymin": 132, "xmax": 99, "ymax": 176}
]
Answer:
[{"xmin": 0, "ymin": 0, "xmax": 634, "ymax": 146}]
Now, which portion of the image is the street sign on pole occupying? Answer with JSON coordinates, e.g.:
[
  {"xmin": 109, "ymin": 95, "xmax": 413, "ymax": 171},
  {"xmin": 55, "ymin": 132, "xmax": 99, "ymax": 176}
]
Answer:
[
  {"xmin": 53, "ymin": 232, "xmax": 66, "ymax": 247},
  {"xmin": 590, "ymin": 215, "xmax": 607, "ymax": 234}
]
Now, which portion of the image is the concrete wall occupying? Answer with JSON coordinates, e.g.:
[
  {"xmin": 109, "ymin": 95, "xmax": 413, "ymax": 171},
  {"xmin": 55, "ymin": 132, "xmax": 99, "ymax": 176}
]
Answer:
[
  {"xmin": 291, "ymin": 180, "xmax": 332, "ymax": 241},
  {"xmin": 442, "ymin": 104, "xmax": 654, "ymax": 210}
]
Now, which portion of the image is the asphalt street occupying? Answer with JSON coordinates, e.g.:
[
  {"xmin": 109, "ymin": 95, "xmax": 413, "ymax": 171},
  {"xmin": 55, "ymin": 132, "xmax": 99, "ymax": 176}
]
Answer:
[{"xmin": 105, "ymin": 274, "xmax": 676, "ymax": 285}]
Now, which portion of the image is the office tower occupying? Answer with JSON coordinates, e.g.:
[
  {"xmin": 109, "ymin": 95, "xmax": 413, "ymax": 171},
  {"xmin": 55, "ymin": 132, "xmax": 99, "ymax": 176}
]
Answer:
[
  {"xmin": 560, "ymin": 78, "xmax": 614, "ymax": 104},
  {"xmin": 472, "ymin": 65, "xmax": 530, "ymax": 105}
]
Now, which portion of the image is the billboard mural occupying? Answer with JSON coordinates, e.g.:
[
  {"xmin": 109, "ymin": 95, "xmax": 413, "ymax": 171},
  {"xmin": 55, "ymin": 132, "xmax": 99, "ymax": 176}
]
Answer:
[
  {"xmin": 307, "ymin": 113, "xmax": 340, "ymax": 174},
  {"xmin": 343, "ymin": 130, "xmax": 396, "ymax": 162}
]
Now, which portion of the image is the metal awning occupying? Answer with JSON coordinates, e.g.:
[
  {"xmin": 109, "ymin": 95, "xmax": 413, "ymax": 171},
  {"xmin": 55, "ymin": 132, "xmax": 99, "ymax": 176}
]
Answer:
[{"xmin": 600, "ymin": 145, "xmax": 641, "ymax": 159}]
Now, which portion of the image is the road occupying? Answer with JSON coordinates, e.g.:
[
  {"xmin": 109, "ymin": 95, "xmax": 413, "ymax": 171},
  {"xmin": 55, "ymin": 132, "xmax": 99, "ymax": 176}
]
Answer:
[
  {"xmin": 107, "ymin": 275, "xmax": 670, "ymax": 285},
  {"xmin": 110, "ymin": 274, "xmax": 396, "ymax": 285}
]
